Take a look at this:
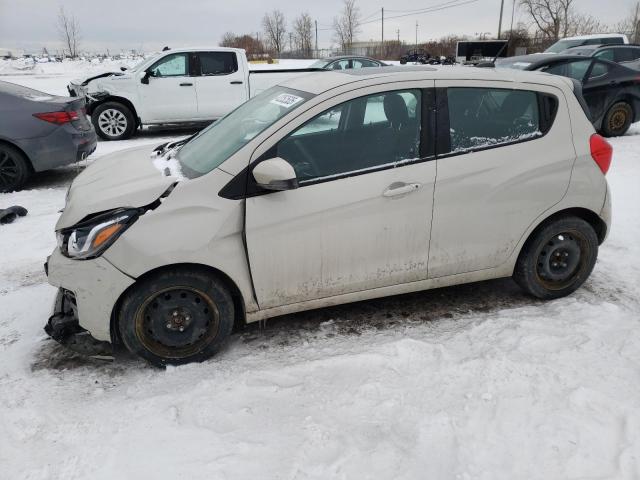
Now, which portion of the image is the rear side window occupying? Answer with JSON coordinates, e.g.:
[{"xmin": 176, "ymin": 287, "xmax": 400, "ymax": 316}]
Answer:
[
  {"xmin": 587, "ymin": 61, "xmax": 610, "ymax": 80},
  {"xmin": 199, "ymin": 52, "xmax": 238, "ymax": 75},
  {"xmin": 615, "ymin": 48, "xmax": 640, "ymax": 63},
  {"xmin": 447, "ymin": 87, "xmax": 543, "ymax": 153},
  {"xmin": 594, "ymin": 49, "xmax": 614, "ymax": 61}
]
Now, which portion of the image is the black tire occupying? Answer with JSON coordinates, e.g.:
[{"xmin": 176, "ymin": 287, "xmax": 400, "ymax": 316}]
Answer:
[
  {"xmin": 514, "ymin": 217, "xmax": 598, "ymax": 300},
  {"xmin": 92, "ymin": 101, "xmax": 136, "ymax": 140},
  {"xmin": 601, "ymin": 101, "xmax": 632, "ymax": 137},
  {"xmin": 118, "ymin": 268, "xmax": 235, "ymax": 367},
  {"xmin": 0, "ymin": 143, "xmax": 31, "ymax": 193},
  {"xmin": 400, "ymin": 58, "xmax": 407, "ymax": 65}
]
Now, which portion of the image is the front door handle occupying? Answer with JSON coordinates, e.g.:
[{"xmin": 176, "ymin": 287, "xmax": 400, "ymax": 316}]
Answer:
[
  {"xmin": 383, "ymin": 182, "xmax": 422, "ymax": 198},
  {"xmin": 230, "ymin": 80, "xmax": 243, "ymax": 85},
  {"xmin": 179, "ymin": 82, "xmax": 193, "ymax": 86}
]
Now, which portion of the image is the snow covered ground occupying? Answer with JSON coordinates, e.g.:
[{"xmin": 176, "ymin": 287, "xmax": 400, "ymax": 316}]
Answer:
[{"xmin": 1, "ymin": 62, "xmax": 640, "ymax": 479}]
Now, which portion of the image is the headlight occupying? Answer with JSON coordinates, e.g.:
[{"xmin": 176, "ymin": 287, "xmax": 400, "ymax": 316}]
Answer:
[{"xmin": 57, "ymin": 208, "xmax": 139, "ymax": 260}]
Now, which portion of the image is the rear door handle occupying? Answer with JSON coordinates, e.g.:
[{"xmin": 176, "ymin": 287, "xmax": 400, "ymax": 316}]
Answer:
[
  {"xmin": 383, "ymin": 182, "xmax": 422, "ymax": 197},
  {"xmin": 230, "ymin": 80, "xmax": 243, "ymax": 85},
  {"xmin": 179, "ymin": 82, "xmax": 193, "ymax": 86}
]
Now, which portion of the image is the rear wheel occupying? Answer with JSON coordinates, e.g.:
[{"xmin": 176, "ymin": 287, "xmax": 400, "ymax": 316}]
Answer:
[
  {"xmin": 118, "ymin": 268, "xmax": 235, "ymax": 367},
  {"xmin": 0, "ymin": 144, "xmax": 31, "ymax": 192},
  {"xmin": 92, "ymin": 101, "xmax": 136, "ymax": 140},
  {"xmin": 601, "ymin": 101, "xmax": 632, "ymax": 137},
  {"xmin": 514, "ymin": 217, "xmax": 598, "ymax": 299}
]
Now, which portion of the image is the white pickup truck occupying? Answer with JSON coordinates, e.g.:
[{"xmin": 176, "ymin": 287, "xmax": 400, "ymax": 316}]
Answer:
[{"xmin": 68, "ymin": 47, "xmax": 322, "ymax": 140}]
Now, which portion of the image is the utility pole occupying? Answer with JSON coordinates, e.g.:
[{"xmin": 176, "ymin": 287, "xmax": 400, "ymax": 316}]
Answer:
[
  {"xmin": 497, "ymin": 0, "xmax": 505, "ymax": 39},
  {"xmin": 397, "ymin": 28, "xmax": 400, "ymax": 43},
  {"xmin": 289, "ymin": 32, "xmax": 293, "ymax": 53},
  {"xmin": 381, "ymin": 7, "xmax": 384, "ymax": 50},
  {"xmin": 315, "ymin": 20, "xmax": 318, "ymax": 57},
  {"xmin": 415, "ymin": 21, "xmax": 418, "ymax": 49}
]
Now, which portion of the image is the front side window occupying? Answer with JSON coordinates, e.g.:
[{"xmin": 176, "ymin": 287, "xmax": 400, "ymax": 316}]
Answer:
[
  {"xmin": 199, "ymin": 52, "xmax": 237, "ymax": 75},
  {"xmin": 594, "ymin": 49, "xmax": 614, "ymax": 61},
  {"xmin": 150, "ymin": 53, "xmax": 188, "ymax": 77},
  {"xmin": 447, "ymin": 87, "xmax": 541, "ymax": 153},
  {"xmin": 276, "ymin": 89, "xmax": 422, "ymax": 183},
  {"xmin": 177, "ymin": 87, "xmax": 312, "ymax": 178},
  {"xmin": 329, "ymin": 59, "xmax": 350, "ymax": 70},
  {"xmin": 541, "ymin": 59, "xmax": 591, "ymax": 81},
  {"xmin": 353, "ymin": 59, "xmax": 378, "ymax": 68}
]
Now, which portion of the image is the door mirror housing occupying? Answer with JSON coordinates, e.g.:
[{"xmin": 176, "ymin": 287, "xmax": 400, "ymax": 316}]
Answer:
[
  {"xmin": 140, "ymin": 70, "xmax": 151, "ymax": 84},
  {"xmin": 253, "ymin": 157, "xmax": 299, "ymax": 191}
]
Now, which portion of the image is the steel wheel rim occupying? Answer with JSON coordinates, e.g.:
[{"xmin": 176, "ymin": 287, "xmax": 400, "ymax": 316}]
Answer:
[
  {"xmin": 609, "ymin": 108, "xmax": 627, "ymax": 132},
  {"xmin": 0, "ymin": 149, "xmax": 19, "ymax": 189},
  {"xmin": 98, "ymin": 108, "xmax": 127, "ymax": 137},
  {"xmin": 134, "ymin": 286, "xmax": 220, "ymax": 359},
  {"xmin": 535, "ymin": 230, "xmax": 589, "ymax": 290}
]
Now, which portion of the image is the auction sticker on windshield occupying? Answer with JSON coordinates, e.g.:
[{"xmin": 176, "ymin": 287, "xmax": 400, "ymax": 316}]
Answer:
[{"xmin": 270, "ymin": 93, "xmax": 304, "ymax": 108}]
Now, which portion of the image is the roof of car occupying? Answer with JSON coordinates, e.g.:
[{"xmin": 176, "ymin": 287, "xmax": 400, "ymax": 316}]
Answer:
[
  {"xmin": 321, "ymin": 55, "xmax": 380, "ymax": 61},
  {"xmin": 280, "ymin": 65, "xmax": 575, "ymax": 95},
  {"xmin": 557, "ymin": 33, "xmax": 627, "ymax": 40}
]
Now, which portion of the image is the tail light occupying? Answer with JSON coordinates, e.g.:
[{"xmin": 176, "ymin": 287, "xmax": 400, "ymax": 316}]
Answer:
[
  {"xmin": 33, "ymin": 110, "xmax": 82, "ymax": 125},
  {"xmin": 589, "ymin": 134, "xmax": 612, "ymax": 175}
]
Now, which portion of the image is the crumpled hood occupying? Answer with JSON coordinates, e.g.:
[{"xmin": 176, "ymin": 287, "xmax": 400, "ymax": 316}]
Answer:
[
  {"xmin": 70, "ymin": 71, "xmax": 125, "ymax": 87},
  {"xmin": 56, "ymin": 144, "xmax": 176, "ymax": 230}
]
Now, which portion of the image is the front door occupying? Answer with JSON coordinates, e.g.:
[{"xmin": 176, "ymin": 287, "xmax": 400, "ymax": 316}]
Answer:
[
  {"xmin": 428, "ymin": 81, "xmax": 576, "ymax": 278},
  {"xmin": 245, "ymin": 86, "xmax": 437, "ymax": 309},
  {"xmin": 193, "ymin": 51, "xmax": 247, "ymax": 119},
  {"xmin": 139, "ymin": 52, "xmax": 198, "ymax": 123}
]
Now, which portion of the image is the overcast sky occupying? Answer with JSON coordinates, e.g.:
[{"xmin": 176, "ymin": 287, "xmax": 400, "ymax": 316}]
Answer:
[{"xmin": 0, "ymin": 0, "xmax": 635, "ymax": 54}]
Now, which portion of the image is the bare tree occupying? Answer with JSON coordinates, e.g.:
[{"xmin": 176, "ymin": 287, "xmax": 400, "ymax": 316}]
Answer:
[
  {"xmin": 262, "ymin": 10, "xmax": 287, "ymax": 56},
  {"xmin": 519, "ymin": 0, "xmax": 574, "ymax": 40},
  {"xmin": 293, "ymin": 13, "xmax": 314, "ymax": 57},
  {"xmin": 615, "ymin": 2, "xmax": 640, "ymax": 43},
  {"xmin": 333, "ymin": 0, "xmax": 361, "ymax": 53},
  {"xmin": 57, "ymin": 6, "xmax": 81, "ymax": 58},
  {"xmin": 220, "ymin": 32, "xmax": 266, "ymax": 59},
  {"xmin": 566, "ymin": 12, "xmax": 607, "ymax": 37}
]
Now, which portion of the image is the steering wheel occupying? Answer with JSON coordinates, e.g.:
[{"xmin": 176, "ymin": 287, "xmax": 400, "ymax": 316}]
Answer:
[{"xmin": 292, "ymin": 140, "xmax": 321, "ymax": 179}]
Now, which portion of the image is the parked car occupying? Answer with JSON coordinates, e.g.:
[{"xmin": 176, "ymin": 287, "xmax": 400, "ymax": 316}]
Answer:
[
  {"xmin": 400, "ymin": 50, "xmax": 431, "ymax": 64},
  {"xmin": 46, "ymin": 66, "xmax": 612, "ymax": 366},
  {"xmin": 495, "ymin": 54, "xmax": 640, "ymax": 136},
  {"xmin": 560, "ymin": 44, "xmax": 640, "ymax": 67},
  {"xmin": 0, "ymin": 81, "xmax": 96, "ymax": 192},
  {"xmin": 308, "ymin": 56, "xmax": 388, "ymax": 70},
  {"xmin": 544, "ymin": 33, "xmax": 629, "ymax": 54},
  {"xmin": 68, "ymin": 47, "xmax": 325, "ymax": 141}
]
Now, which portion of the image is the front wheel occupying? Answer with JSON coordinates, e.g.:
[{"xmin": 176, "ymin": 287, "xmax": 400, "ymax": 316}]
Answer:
[
  {"xmin": 118, "ymin": 268, "xmax": 235, "ymax": 366},
  {"xmin": 92, "ymin": 101, "xmax": 136, "ymax": 140},
  {"xmin": 514, "ymin": 217, "xmax": 598, "ymax": 299},
  {"xmin": 601, "ymin": 101, "xmax": 632, "ymax": 137}
]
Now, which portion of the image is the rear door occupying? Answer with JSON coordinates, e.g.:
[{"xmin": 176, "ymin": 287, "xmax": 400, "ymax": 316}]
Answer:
[
  {"xmin": 245, "ymin": 84, "xmax": 437, "ymax": 309},
  {"xmin": 139, "ymin": 52, "xmax": 198, "ymax": 122},
  {"xmin": 428, "ymin": 81, "xmax": 575, "ymax": 278},
  {"xmin": 193, "ymin": 51, "xmax": 247, "ymax": 119}
]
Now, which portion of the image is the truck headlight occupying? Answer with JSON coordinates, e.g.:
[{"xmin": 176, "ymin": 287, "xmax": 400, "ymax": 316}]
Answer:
[{"xmin": 57, "ymin": 208, "xmax": 139, "ymax": 260}]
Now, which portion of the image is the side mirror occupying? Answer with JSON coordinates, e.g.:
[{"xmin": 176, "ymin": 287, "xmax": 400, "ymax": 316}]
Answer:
[
  {"xmin": 252, "ymin": 157, "xmax": 298, "ymax": 191},
  {"xmin": 140, "ymin": 70, "xmax": 150, "ymax": 84},
  {"xmin": 120, "ymin": 66, "xmax": 128, "ymax": 72}
]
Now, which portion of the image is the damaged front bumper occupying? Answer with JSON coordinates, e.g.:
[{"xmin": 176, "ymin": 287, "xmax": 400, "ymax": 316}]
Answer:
[{"xmin": 45, "ymin": 288, "xmax": 114, "ymax": 359}]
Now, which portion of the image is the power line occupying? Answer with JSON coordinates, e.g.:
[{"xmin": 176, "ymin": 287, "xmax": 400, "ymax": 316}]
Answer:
[{"xmin": 359, "ymin": 0, "xmax": 479, "ymax": 24}]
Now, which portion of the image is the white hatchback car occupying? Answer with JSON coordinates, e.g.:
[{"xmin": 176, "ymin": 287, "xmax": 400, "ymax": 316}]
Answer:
[{"xmin": 46, "ymin": 66, "xmax": 612, "ymax": 366}]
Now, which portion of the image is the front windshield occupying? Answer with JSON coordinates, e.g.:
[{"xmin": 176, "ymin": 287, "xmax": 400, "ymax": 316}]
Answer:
[
  {"xmin": 545, "ymin": 39, "xmax": 583, "ymax": 53},
  {"xmin": 177, "ymin": 86, "xmax": 313, "ymax": 178},
  {"xmin": 129, "ymin": 53, "xmax": 158, "ymax": 72}
]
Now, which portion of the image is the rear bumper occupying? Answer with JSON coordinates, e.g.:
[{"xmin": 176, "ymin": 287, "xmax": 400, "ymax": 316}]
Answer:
[
  {"xmin": 45, "ymin": 288, "xmax": 113, "ymax": 358},
  {"xmin": 16, "ymin": 124, "xmax": 97, "ymax": 172}
]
